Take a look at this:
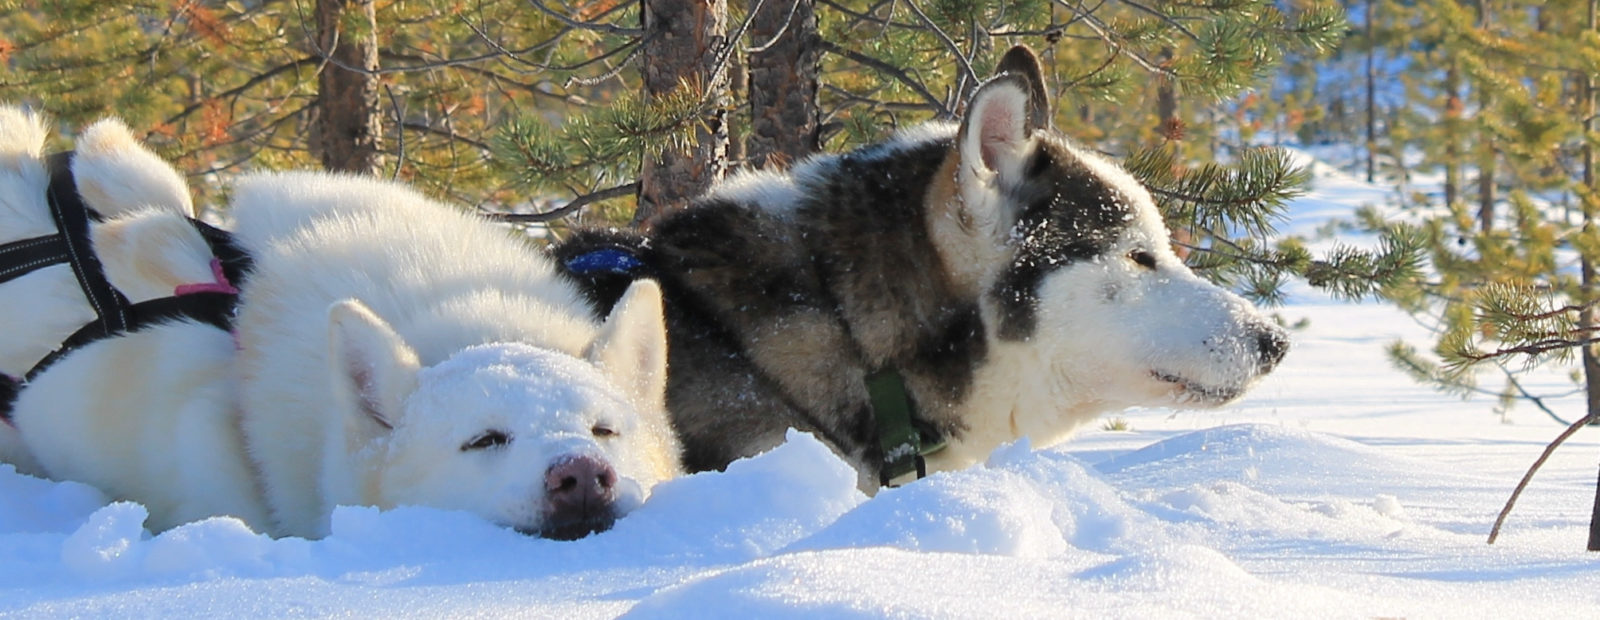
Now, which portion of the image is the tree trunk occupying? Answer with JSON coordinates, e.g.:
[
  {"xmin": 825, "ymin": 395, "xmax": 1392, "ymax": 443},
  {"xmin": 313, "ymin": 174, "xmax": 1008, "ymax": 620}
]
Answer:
[
  {"xmin": 1444, "ymin": 61, "xmax": 1461, "ymax": 209},
  {"xmin": 1364, "ymin": 0, "xmax": 1377, "ymax": 183},
  {"xmin": 313, "ymin": 0, "xmax": 382, "ymax": 175},
  {"xmin": 636, "ymin": 0, "xmax": 729, "ymax": 226},
  {"xmin": 1583, "ymin": 0, "xmax": 1600, "ymax": 552},
  {"xmin": 1155, "ymin": 46, "xmax": 1179, "ymax": 140},
  {"xmin": 1477, "ymin": 143, "xmax": 1495, "ymax": 232},
  {"xmin": 1475, "ymin": 0, "xmax": 1494, "ymax": 232},
  {"xmin": 745, "ymin": 0, "xmax": 819, "ymax": 170}
]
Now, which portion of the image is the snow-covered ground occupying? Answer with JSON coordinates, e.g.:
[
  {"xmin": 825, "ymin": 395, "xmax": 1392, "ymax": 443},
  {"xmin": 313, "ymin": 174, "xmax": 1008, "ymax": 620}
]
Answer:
[{"xmin": 3, "ymin": 154, "xmax": 1599, "ymax": 617}]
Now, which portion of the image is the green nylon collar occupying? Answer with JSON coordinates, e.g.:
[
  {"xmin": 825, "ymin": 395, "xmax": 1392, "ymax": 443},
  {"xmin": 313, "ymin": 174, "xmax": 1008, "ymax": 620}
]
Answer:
[{"xmin": 867, "ymin": 369, "xmax": 945, "ymax": 486}]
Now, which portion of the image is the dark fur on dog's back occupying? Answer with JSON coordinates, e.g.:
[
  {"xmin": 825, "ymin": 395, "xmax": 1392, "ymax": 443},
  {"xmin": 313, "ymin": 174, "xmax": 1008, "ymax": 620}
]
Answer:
[{"xmin": 554, "ymin": 136, "xmax": 994, "ymax": 482}]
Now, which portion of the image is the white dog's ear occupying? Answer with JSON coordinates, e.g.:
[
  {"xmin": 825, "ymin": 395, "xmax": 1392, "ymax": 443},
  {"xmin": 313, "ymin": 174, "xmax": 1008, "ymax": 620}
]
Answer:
[
  {"xmin": 72, "ymin": 116, "xmax": 195, "ymax": 218},
  {"xmin": 90, "ymin": 209, "xmax": 217, "ymax": 303},
  {"xmin": 327, "ymin": 299, "xmax": 421, "ymax": 442},
  {"xmin": 585, "ymin": 279, "xmax": 668, "ymax": 409}
]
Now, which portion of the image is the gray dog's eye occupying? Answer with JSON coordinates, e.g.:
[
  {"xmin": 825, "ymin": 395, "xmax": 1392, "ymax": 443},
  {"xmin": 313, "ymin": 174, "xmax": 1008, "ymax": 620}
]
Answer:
[
  {"xmin": 1128, "ymin": 250, "xmax": 1157, "ymax": 270},
  {"xmin": 461, "ymin": 430, "xmax": 511, "ymax": 451},
  {"xmin": 591, "ymin": 424, "xmax": 617, "ymax": 438}
]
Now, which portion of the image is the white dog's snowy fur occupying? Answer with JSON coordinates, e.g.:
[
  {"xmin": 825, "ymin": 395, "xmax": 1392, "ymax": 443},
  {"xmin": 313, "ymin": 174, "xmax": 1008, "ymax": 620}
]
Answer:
[
  {"xmin": 1, "ymin": 109, "xmax": 200, "ymax": 477},
  {"xmin": 225, "ymin": 172, "xmax": 679, "ymax": 538},
  {"xmin": 4, "ymin": 114, "xmax": 680, "ymax": 537}
]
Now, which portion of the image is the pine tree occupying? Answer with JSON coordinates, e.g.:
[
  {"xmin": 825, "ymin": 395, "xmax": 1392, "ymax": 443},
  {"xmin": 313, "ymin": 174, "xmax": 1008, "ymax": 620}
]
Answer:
[{"xmin": 1359, "ymin": 0, "xmax": 1600, "ymax": 550}]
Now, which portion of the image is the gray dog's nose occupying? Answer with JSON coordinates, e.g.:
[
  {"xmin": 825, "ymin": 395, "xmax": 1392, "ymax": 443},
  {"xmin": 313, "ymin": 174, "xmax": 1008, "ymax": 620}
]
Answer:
[
  {"xmin": 540, "ymin": 455, "xmax": 619, "ymax": 540},
  {"xmin": 1256, "ymin": 326, "xmax": 1289, "ymax": 372}
]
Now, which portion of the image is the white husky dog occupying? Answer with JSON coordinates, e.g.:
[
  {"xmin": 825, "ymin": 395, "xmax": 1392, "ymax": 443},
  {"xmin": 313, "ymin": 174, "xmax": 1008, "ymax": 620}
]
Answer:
[
  {"xmin": 7, "ymin": 119, "xmax": 680, "ymax": 538},
  {"xmin": 225, "ymin": 171, "xmax": 681, "ymax": 539}
]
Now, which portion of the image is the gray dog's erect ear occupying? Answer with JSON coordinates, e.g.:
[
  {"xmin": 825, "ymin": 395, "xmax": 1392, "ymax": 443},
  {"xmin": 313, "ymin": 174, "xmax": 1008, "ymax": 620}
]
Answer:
[
  {"xmin": 959, "ymin": 76, "xmax": 1033, "ymax": 180},
  {"xmin": 958, "ymin": 46, "xmax": 1051, "ymax": 184},
  {"xmin": 951, "ymin": 50, "xmax": 1054, "ymax": 238},
  {"xmin": 993, "ymin": 45, "xmax": 1050, "ymax": 131}
]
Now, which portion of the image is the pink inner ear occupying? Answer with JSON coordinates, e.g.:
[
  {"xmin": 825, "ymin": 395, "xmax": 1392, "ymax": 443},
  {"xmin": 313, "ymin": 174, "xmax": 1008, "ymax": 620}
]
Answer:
[
  {"xmin": 348, "ymin": 362, "xmax": 393, "ymax": 430},
  {"xmin": 978, "ymin": 95, "xmax": 1025, "ymax": 171}
]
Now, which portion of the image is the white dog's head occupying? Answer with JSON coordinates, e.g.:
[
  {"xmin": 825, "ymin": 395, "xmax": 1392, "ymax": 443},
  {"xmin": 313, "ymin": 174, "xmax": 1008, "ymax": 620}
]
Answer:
[
  {"xmin": 932, "ymin": 47, "xmax": 1288, "ymax": 447},
  {"xmin": 324, "ymin": 280, "xmax": 680, "ymax": 540}
]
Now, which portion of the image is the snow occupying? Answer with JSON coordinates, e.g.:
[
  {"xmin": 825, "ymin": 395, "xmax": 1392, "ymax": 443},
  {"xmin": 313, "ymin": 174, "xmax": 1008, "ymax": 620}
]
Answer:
[{"xmin": 4, "ymin": 155, "xmax": 1600, "ymax": 617}]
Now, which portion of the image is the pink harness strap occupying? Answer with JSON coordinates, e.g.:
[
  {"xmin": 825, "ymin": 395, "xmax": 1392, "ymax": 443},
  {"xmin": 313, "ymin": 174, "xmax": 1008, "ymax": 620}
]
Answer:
[{"xmin": 174, "ymin": 259, "xmax": 240, "ymax": 297}]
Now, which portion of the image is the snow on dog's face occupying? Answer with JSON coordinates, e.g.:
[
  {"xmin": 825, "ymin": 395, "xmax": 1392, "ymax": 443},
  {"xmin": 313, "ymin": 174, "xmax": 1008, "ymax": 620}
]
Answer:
[
  {"xmin": 325, "ymin": 280, "xmax": 679, "ymax": 540},
  {"xmin": 940, "ymin": 48, "xmax": 1287, "ymax": 434}
]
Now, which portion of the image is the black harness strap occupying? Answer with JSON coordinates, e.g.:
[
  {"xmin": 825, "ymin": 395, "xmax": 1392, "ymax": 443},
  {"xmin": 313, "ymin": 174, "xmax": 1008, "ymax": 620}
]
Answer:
[
  {"xmin": 1, "ymin": 152, "xmax": 250, "ymax": 423},
  {"xmin": 45, "ymin": 152, "xmax": 130, "ymax": 337},
  {"xmin": 0, "ymin": 235, "xmax": 70, "ymax": 286},
  {"xmin": 23, "ymin": 292, "xmax": 240, "ymax": 384},
  {"xmin": 192, "ymin": 219, "xmax": 252, "ymax": 288}
]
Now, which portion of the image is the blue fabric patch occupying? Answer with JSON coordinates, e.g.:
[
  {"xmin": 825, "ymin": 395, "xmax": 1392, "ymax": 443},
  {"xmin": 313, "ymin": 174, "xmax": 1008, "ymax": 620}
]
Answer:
[{"xmin": 566, "ymin": 247, "xmax": 644, "ymax": 275}]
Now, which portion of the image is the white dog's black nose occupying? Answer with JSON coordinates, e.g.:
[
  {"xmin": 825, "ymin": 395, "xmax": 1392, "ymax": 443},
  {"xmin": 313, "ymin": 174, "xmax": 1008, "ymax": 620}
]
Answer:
[
  {"xmin": 540, "ymin": 455, "xmax": 619, "ymax": 540},
  {"xmin": 1256, "ymin": 326, "xmax": 1289, "ymax": 372}
]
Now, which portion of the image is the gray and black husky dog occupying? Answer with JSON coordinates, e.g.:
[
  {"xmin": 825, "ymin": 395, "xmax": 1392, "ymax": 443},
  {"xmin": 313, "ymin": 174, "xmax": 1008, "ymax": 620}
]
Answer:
[{"xmin": 555, "ymin": 46, "xmax": 1288, "ymax": 489}]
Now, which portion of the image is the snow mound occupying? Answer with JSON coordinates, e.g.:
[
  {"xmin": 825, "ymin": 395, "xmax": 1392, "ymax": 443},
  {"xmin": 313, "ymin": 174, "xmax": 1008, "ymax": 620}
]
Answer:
[
  {"xmin": 1097, "ymin": 423, "xmax": 1462, "ymax": 495},
  {"xmin": 787, "ymin": 467, "xmax": 1067, "ymax": 557},
  {"xmin": 0, "ymin": 463, "xmax": 105, "ymax": 534}
]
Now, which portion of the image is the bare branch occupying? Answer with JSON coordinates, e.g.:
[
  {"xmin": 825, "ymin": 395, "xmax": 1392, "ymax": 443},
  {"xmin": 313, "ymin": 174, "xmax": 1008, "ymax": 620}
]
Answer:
[
  {"xmin": 817, "ymin": 0, "xmax": 921, "ymax": 30},
  {"xmin": 746, "ymin": 0, "xmax": 805, "ymax": 53},
  {"xmin": 525, "ymin": 0, "xmax": 644, "ymax": 36},
  {"xmin": 384, "ymin": 84, "xmax": 407, "ymax": 182},
  {"xmin": 1112, "ymin": 0, "xmax": 1201, "ymax": 42},
  {"xmin": 380, "ymin": 52, "xmax": 589, "ymax": 106},
  {"xmin": 1459, "ymin": 337, "xmax": 1600, "ymax": 361},
  {"xmin": 1052, "ymin": 0, "xmax": 1175, "ymax": 79},
  {"xmin": 817, "ymin": 40, "xmax": 952, "ymax": 118},
  {"xmin": 484, "ymin": 182, "xmax": 640, "ymax": 223},
  {"xmin": 1493, "ymin": 361, "xmax": 1575, "ymax": 426},
  {"xmin": 1487, "ymin": 411, "xmax": 1598, "ymax": 544},
  {"xmin": 564, "ymin": 33, "xmax": 656, "ymax": 88},
  {"xmin": 147, "ymin": 57, "xmax": 317, "ymax": 140},
  {"xmin": 902, "ymin": 0, "xmax": 980, "ymax": 95},
  {"xmin": 455, "ymin": 13, "xmax": 647, "ymax": 75},
  {"xmin": 398, "ymin": 121, "xmax": 495, "ymax": 152}
]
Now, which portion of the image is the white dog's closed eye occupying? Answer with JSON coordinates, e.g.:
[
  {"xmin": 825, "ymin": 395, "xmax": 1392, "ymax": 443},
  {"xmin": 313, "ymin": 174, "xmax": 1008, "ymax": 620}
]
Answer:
[{"xmin": 460, "ymin": 430, "xmax": 511, "ymax": 451}]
